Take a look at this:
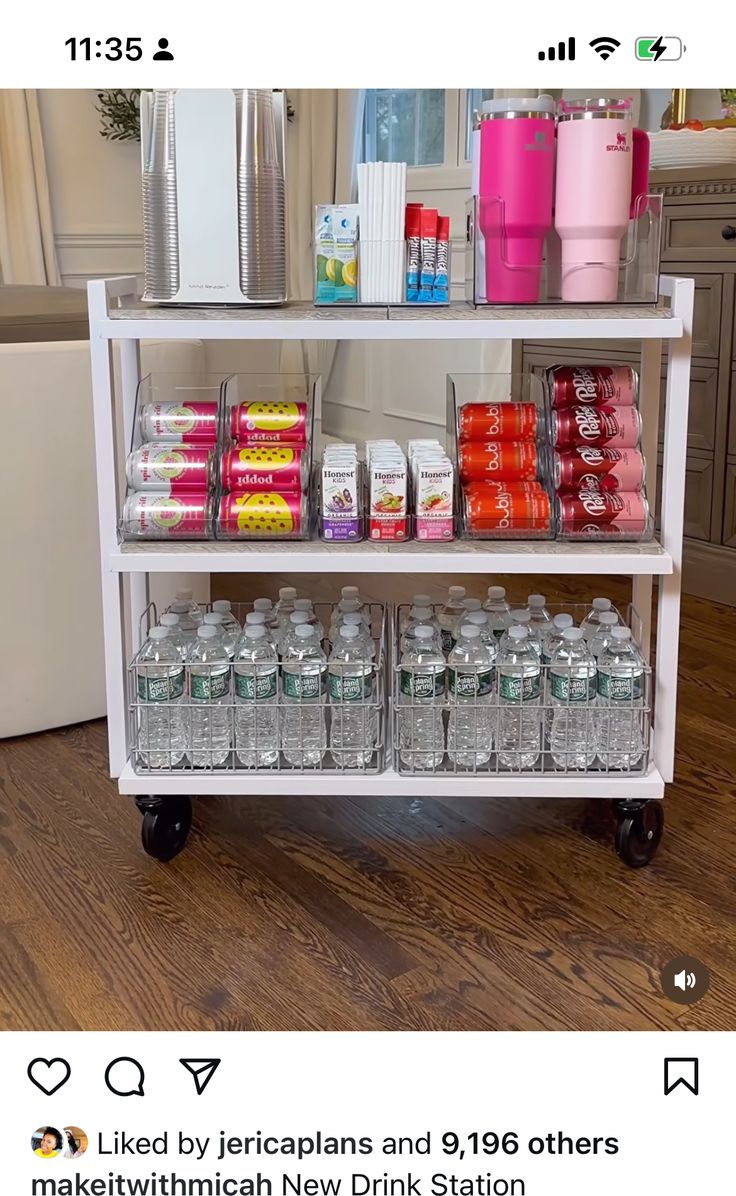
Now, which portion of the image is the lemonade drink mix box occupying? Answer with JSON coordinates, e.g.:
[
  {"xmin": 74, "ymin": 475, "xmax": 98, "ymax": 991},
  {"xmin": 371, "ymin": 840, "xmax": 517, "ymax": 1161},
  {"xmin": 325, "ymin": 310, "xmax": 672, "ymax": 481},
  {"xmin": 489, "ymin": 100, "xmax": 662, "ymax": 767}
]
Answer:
[
  {"xmin": 315, "ymin": 206, "xmax": 336, "ymax": 303},
  {"xmin": 332, "ymin": 204, "xmax": 359, "ymax": 303}
]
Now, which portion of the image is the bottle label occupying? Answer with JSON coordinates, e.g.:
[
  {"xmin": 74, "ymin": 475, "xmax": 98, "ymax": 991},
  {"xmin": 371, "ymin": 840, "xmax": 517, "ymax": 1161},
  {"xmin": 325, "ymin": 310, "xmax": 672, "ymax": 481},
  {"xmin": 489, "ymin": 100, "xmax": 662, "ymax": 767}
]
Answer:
[
  {"xmin": 597, "ymin": 671, "xmax": 644, "ymax": 701},
  {"xmin": 448, "ymin": 667, "xmax": 494, "ymax": 697},
  {"xmin": 400, "ymin": 667, "xmax": 446, "ymax": 698},
  {"xmin": 499, "ymin": 672, "xmax": 540, "ymax": 703},
  {"xmin": 283, "ymin": 667, "xmax": 327, "ymax": 700},
  {"xmin": 190, "ymin": 668, "xmax": 230, "ymax": 701},
  {"xmin": 550, "ymin": 673, "xmax": 597, "ymax": 703},
  {"xmin": 234, "ymin": 668, "xmax": 278, "ymax": 701},
  {"xmin": 137, "ymin": 669, "xmax": 184, "ymax": 703},
  {"xmin": 328, "ymin": 669, "xmax": 373, "ymax": 702},
  {"xmin": 440, "ymin": 628, "xmax": 456, "ymax": 654}
]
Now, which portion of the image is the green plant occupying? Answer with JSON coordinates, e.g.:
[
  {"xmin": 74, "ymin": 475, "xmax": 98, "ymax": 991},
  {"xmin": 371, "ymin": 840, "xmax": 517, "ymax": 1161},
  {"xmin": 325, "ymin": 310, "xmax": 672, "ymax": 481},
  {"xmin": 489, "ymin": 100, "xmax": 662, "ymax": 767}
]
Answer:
[{"xmin": 96, "ymin": 90, "xmax": 141, "ymax": 141}]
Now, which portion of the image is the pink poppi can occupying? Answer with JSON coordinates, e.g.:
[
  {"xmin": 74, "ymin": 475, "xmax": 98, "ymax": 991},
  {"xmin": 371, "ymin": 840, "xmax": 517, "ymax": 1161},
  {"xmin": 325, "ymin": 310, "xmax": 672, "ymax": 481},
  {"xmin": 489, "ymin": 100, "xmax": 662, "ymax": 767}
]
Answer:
[
  {"xmin": 230, "ymin": 400, "xmax": 308, "ymax": 446},
  {"xmin": 221, "ymin": 446, "xmax": 308, "ymax": 492},
  {"xmin": 121, "ymin": 493, "xmax": 213, "ymax": 539},
  {"xmin": 139, "ymin": 401, "xmax": 219, "ymax": 444},
  {"xmin": 218, "ymin": 491, "xmax": 307, "ymax": 538},
  {"xmin": 557, "ymin": 490, "xmax": 651, "ymax": 540},
  {"xmin": 125, "ymin": 445, "xmax": 212, "ymax": 493},
  {"xmin": 554, "ymin": 447, "xmax": 646, "ymax": 493},
  {"xmin": 548, "ymin": 365, "xmax": 638, "ymax": 408}
]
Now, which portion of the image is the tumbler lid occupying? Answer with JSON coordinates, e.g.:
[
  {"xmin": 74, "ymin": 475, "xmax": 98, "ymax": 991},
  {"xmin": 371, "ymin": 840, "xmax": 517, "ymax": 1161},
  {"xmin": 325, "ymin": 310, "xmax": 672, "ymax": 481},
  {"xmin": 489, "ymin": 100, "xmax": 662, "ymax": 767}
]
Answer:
[{"xmin": 480, "ymin": 95, "xmax": 556, "ymax": 120}]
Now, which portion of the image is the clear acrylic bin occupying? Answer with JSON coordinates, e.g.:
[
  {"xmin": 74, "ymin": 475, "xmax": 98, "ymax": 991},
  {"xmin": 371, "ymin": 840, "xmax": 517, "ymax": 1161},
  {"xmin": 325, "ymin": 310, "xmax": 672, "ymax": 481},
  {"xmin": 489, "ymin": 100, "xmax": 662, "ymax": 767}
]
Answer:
[
  {"xmin": 314, "ymin": 237, "xmax": 451, "ymax": 307},
  {"xmin": 128, "ymin": 601, "xmax": 387, "ymax": 775},
  {"xmin": 446, "ymin": 372, "xmax": 554, "ymax": 540},
  {"xmin": 465, "ymin": 193, "xmax": 663, "ymax": 306},
  {"xmin": 392, "ymin": 603, "xmax": 652, "ymax": 778}
]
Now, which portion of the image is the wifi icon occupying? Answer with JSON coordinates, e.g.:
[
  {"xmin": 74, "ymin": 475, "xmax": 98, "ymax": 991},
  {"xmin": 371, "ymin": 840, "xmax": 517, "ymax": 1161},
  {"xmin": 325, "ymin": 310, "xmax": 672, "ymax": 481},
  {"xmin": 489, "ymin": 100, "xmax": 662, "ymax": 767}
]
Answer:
[{"xmin": 590, "ymin": 35, "xmax": 621, "ymax": 60}]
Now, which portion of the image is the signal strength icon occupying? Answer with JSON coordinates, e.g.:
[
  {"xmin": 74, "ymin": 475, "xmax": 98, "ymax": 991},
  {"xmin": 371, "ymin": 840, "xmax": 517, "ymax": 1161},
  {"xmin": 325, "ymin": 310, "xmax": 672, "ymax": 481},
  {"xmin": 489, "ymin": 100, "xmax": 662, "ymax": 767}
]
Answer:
[
  {"xmin": 538, "ymin": 36, "xmax": 576, "ymax": 61},
  {"xmin": 590, "ymin": 36, "xmax": 621, "ymax": 60}
]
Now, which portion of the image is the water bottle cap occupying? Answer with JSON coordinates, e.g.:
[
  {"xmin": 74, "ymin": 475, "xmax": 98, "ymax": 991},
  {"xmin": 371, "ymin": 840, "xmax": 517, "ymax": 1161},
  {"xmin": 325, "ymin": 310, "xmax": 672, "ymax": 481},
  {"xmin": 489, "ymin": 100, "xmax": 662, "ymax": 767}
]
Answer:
[
  {"xmin": 598, "ymin": 612, "xmax": 618, "ymax": 625},
  {"xmin": 527, "ymin": 594, "xmax": 546, "ymax": 607},
  {"xmin": 204, "ymin": 611, "xmax": 225, "ymax": 625},
  {"xmin": 482, "ymin": 95, "xmax": 556, "ymax": 116},
  {"xmin": 160, "ymin": 613, "xmax": 180, "ymax": 626},
  {"xmin": 509, "ymin": 626, "xmax": 528, "ymax": 640},
  {"xmin": 554, "ymin": 613, "xmax": 574, "ymax": 628},
  {"xmin": 175, "ymin": 588, "xmax": 193, "ymax": 602},
  {"xmin": 511, "ymin": 609, "xmax": 531, "ymax": 624},
  {"xmin": 253, "ymin": 598, "xmax": 273, "ymax": 612},
  {"xmin": 213, "ymin": 599, "xmax": 232, "ymax": 613},
  {"xmin": 247, "ymin": 624, "xmax": 266, "ymax": 638},
  {"xmin": 592, "ymin": 597, "xmax": 612, "ymax": 611},
  {"xmin": 413, "ymin": 593, "xmax": 432, "ymax": 607},
  {"xmin": 341, "ymin": 586, "xmax": 360, "ymax": 599},
  {"xmin": 295, "ymin": 623, "xmax": 315, "ymax": 638},
  {"xmin": 487, "ymin": 585, "xmax": 506, "ymax": 600},
  {"xmin": 341, "ymin": 625, "xmax": 360, "ymax": 639},
  {"xmin": 415, "ymin": 626, "xmax": 434, "ymax": 639},
  {"xmin": 246, "ymin": 611, "xmax": 266, "ymax": 624},
  {"xmin": 198, "ymin": 625, "xmax": 218, "ymax": 639},
  {"xmin": 290, "ymin": 610, "xmax": 310, "ymax": 625},
  {"xmin": 342, "ymin": 612, "xmax": 363, "ymax": 625},
  {"xmin": 467, "ymin": 611, "xmax": 488, "ymax": 625},
  {"xmin": 562, "ymin": 627, "xmax": 584, "ymax": 641},
  {"xmin": 448, "ymin": 586, "xmax": 466, "ymax": 600},
  {"xmin": 611, "ymin": 627, "xmax": 632, "ymax": 640},
  {"xmin": 459, "ymin": 624, "xmax": 480, "ymax": 639},
  {"xmin": 463, "ymin": 598, "xmax": 482, "ymax": 611},
  {"xmin": 150, "ymin": 626, "xmax": 169, "ymax": 640},
  {"xmin": 294, "ymin": 598, "xmax": 313, "ymax": 611},
  {"xmin": 279, "ymin": 586, "xmax": 297, "ymax": 601}
]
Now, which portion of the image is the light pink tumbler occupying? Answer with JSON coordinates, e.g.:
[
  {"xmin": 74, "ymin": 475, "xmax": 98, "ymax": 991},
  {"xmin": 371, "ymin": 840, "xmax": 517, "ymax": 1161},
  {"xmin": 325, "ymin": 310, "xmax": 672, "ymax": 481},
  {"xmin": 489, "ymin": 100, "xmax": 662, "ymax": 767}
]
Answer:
[
  {"xmin": 478, "ymin": 97, "xmax": 556, "ymax": 303},
  {"xmin": 555, "ymin": 98, "xmax": 650, "ymax": 302}
]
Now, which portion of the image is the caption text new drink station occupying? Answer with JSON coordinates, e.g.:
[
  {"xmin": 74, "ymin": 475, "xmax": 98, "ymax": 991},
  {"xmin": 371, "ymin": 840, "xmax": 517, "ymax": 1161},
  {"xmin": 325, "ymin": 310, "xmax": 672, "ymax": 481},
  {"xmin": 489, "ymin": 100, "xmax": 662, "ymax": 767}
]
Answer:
[{"xmin": 88, "ymin": 275, "xmax": 693, "ymax": 867}]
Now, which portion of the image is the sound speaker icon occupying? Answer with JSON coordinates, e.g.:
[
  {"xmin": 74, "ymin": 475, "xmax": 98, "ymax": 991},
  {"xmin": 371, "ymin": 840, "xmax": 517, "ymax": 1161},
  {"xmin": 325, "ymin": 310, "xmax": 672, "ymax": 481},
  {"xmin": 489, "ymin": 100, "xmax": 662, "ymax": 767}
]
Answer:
[{"xmin": 674, "ymin": 969, "xmax": 697, "ymax": 991}]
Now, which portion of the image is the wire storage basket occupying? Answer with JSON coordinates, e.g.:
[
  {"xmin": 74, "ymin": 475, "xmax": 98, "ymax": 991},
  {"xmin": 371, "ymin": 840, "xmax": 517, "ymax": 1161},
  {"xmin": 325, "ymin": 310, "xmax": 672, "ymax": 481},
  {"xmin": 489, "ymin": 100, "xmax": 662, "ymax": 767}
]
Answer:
[
  {"xmin": 128, "ymin": 601, "xmax": 387, "ymax": 775},
  {"xmin": 391, "ymin": 603, "xmax": 652, "ymax": 778}
]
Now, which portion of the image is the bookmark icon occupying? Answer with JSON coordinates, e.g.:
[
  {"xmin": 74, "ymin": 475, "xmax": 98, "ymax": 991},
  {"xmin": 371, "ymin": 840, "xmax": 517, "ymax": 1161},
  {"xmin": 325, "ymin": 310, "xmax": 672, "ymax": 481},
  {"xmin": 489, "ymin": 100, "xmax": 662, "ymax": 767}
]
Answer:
[{"xmin": 180, "ymin": 1058, "xmax": 221, "ymax": 1095}]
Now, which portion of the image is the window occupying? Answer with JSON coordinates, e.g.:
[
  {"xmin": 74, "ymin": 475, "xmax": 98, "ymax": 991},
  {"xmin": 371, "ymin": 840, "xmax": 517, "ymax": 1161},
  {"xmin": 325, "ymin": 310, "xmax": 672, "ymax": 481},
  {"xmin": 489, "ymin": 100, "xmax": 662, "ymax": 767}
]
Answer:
[
  {"xmin": 465, "ymin": 89, "xmax": 494, "ymax": 159},
  {"xmin": 363, "ymin": 89, "xmax": 446, "ymax": 166}
]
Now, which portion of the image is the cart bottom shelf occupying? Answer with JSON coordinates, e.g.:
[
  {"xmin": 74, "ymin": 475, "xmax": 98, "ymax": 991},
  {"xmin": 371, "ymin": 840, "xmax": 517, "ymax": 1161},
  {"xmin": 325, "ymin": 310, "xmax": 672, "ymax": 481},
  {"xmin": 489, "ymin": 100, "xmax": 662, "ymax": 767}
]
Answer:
[{"xmin": 117, "ymin": 761, "xmax": 666, "ymax": 799}]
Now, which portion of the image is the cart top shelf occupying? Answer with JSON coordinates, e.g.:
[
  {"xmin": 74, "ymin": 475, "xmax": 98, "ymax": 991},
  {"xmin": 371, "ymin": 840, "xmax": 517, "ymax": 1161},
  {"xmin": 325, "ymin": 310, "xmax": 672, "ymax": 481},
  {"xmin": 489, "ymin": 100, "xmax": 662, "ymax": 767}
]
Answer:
[{"xmin": 94, "ymin": 292, "xmax": 684, "ymax": 342}]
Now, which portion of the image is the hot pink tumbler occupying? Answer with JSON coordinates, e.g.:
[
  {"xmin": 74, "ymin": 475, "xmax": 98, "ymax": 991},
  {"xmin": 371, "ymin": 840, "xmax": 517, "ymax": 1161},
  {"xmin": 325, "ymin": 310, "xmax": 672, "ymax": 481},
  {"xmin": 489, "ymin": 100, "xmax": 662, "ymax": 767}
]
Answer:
[
  {"xmin": 478, "ymin": 96, "xmax": 556, "ymax": 304},
  {"xmin": 555, "ymin": 98, "xmax": 650, "ymax": 302}
]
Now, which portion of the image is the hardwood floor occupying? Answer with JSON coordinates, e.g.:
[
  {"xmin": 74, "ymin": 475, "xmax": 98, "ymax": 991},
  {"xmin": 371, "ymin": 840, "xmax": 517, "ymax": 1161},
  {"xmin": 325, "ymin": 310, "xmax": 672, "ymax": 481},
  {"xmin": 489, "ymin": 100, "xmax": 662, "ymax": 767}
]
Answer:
[{"xmin": 1, "ymin": 577, "xmax": 735, "ymax": 1031}]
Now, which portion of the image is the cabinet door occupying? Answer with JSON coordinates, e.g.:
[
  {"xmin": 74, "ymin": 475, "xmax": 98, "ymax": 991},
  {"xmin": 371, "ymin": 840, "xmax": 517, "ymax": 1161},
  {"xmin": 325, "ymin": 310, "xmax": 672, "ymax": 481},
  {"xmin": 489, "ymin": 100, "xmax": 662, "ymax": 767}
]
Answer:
[
  {"xmin": 662, "ymin": 203, "xmax": 736, "ymax": 263},
  {"xmin": 657, "ymin": 453, "xmax": 714, "ymax": 541},
  {"xmin": 688, "ymin": 273, "xmax": 723, "ymax": 359},
  {"xmin": 659, "ymin": 363, "xmax": 719, "ymax": 453}
]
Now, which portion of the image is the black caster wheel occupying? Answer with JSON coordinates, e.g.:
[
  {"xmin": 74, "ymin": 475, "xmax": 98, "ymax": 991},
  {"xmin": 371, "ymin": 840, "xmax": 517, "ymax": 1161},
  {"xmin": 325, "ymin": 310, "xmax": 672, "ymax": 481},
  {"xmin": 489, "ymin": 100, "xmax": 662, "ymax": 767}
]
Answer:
[
  {"xmin": 612, "ymin": 799, "xmax": 663, "ymax": 869},
  {"xmin": 136, "ymin": 796, "xmax": 192, "ymax": 862}
]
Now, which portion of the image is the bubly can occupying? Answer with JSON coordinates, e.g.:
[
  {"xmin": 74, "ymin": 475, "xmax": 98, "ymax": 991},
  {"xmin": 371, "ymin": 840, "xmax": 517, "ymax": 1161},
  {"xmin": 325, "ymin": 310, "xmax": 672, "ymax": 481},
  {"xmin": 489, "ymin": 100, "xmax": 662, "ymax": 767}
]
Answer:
[
  {"xmin": 218, "ymin": 491, "xmax": 307, "ymax": 538},
  {"xmin": 464, "ymin": 487, "xmax": 552, "ymax": 535},
  {"xmin": 125, "ymin": 445, "xmax": 212, "ymax": 493},
  {"xmin": 121, "ymin": 493, "xmax": 213, "ymax": 539},
  {"xmin": 463, "ymin": 480, "xmax": 545, "ymax": 499},
  {"xmin": 554, "ymin": 447, "xmax": 646, "ymax": 493},
  {"xmin": 548, "ymin": 365, "xmax": 638, "ymax": 408},
  {"xmin": 551, "ymin": 405, "xmax": 641, "ymax": 450},
  {"xmin": 139, "ymin": 401, "xmax": 219, "ymax": 444},
  {"xmin": 221, "ymin": 446, "xmax": 308, "ymax": 492},
  {"xmin": 458, "ymin": 440, "xmax": 539, "ymax": 484},
  {"xmin": 230, "ymin": 400, "xmax": 308, "ymax": 446},
  {"xmin": 557, "ymin": 490, "xmax": 651, "ymax": 540},
  {"xmin": 458, "ymin": 402, "xmax": 538, "ymax": 442}
]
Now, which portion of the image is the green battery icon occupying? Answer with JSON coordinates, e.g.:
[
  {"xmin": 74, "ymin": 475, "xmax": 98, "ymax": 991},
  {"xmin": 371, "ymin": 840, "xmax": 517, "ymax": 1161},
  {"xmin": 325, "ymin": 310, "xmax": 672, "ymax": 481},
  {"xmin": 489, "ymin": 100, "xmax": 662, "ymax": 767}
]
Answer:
[{"xmin": 636, "ymin": 36, "xmax": 684, "ymax": 61}]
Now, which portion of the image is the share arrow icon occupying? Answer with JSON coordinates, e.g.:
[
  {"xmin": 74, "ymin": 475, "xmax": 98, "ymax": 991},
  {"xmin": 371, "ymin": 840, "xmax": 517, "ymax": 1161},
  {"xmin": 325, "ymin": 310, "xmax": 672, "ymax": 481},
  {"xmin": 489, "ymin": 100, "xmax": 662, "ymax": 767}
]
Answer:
[{"xmin": 180, "ymin": 1058, "xmax": 221, "ymax": 1095}]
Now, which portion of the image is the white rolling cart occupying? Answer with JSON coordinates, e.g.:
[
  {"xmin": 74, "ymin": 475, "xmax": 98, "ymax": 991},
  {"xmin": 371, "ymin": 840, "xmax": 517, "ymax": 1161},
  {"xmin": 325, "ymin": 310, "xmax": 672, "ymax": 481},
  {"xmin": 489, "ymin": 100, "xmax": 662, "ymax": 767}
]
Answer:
[{"xmin": 88, "ymin": 276, "xmax": 693, "ymax": 866}]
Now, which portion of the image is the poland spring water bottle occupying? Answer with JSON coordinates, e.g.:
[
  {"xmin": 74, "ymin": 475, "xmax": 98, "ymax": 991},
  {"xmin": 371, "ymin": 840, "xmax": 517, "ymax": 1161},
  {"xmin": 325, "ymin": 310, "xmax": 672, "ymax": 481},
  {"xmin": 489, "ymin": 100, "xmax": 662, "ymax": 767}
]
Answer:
[
  {"xmin": 328, "ymin": 624, "xmax": 377, "ymax": 768},
  {"xmin": 502, "ymin": 610, "xmax": 543, "ymax": 660},
  {"xmin": 548, "ymin": 627, "xmax": 597, "ymax": 770},
  {"xmin": 596, "ymin": 627, "xmax": 646, "ymax": 769},
  {"xmin": 447, "ymin": 623, "xmax": 495, "ymax": 768},
  {"xmin": 466, "ymin": 609, "xmax": 495, "ymax": 648},
  {"xmin": 281, "ymin": 623, "xmax": 327, "ymax": 767},
  {"xmin": 497, "ymin": 625, "xmax": 542, "ymax": 770},
  {"xmin": 526, "ymin": 593, "xmax": 552, "ymax": 632},
  {"xmin": 483, "ymin": 585, "xmax": 514, "ymax": 640},
  {"xmin": 212, "ymin": 599, "xmax": 242, "ymax": 637},
  {"xmin": 233, "ymin": 623, "xmax": 279, "ymax": 768},
  {"xmin": 540, "ymin": 612, "xmax": 573, "ymax": 736},
  {"xmin": 398, "ymin": 624, "xmax": 446, "ymax": 770},
  {"xmin": 136, "ymin": 626, "xmax": 186, "ymax": 768},
  {"xmin": 400, "ymin": 594, "xmax": 434, "ymax": 633},
  {"xmin": 188, "ymin": 625, "xmax": 232, "ymax": 767},
  {"xmin": 438, "ymin": 585, "xmax": 466, "ymax": 654},
  {"xmin": 588, "ymin": 610, "xmax": 620, "ymax": 659},
  {"xmin": 400, "ymin": 605, "xmax": 441, "ymax": 654},
  {"xmin": 581, "ymin": 596, "xmax": 615, "ymax": 641},
  {"xmin": 203, "ymin": 610, "xmax": 238, "ymax": 659},
  {"xmin": 158, "ymin": 613, "xmax": 189, "ymax": 660}
]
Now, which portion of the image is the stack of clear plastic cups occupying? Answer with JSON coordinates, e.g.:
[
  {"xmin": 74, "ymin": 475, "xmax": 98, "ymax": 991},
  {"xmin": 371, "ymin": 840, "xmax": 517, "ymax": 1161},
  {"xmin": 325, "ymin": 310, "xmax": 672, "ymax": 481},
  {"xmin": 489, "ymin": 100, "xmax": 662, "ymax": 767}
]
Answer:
[
  {"xmin": 142, "ymin": 90, "xmax": 179, "ymax": 301},
  {"xmin": 235, "ymin": 89, "xmax": 286, "ymax": 304}
]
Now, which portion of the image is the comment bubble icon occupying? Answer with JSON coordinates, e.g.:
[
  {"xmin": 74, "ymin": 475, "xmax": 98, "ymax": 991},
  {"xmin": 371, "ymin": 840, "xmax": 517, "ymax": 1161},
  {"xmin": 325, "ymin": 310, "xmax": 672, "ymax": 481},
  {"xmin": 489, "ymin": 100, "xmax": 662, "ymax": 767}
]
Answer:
[{"xmin": 105, "ymin": 1057, "xmax": 145, "ymax": 1097}]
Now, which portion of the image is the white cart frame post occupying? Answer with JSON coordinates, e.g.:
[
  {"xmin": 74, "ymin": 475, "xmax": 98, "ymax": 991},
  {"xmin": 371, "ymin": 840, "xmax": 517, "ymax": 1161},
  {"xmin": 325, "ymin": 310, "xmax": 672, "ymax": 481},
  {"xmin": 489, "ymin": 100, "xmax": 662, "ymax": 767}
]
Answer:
[{"xmin": 88, "ymin": 277, "xmax": 693, "ymax": 814}]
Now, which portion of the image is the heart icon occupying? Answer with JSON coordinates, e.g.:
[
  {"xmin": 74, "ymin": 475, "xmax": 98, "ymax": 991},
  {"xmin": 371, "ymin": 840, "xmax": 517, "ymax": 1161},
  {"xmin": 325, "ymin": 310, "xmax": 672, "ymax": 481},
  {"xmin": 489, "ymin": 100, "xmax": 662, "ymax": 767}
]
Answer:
[{"xmin": 27, "ymin": 1057, "xmax": 71, "ymax": 1096}]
